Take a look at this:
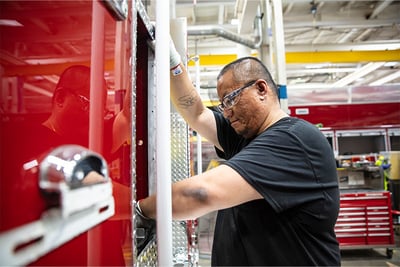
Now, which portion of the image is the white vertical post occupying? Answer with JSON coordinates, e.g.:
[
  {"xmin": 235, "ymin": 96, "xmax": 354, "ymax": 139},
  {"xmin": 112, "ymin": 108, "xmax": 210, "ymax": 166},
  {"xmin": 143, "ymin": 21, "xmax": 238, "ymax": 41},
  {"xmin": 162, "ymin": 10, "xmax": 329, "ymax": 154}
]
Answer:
[
  {"xmin": 89, "ymin": 0, "xmax": 105, "ymax": 153},
  {"xmin": 170, "ymin": 18, "xmax": 191, "ymax": 175},
  {"xmin": 271, "ymin": 0, "xmax": 289, "ymax": 114},
  {"xmin": 237, "ymin": 44, "xmax": 252, "ymax": 58},
  {"xmin": 87, "ymin": 1, "xmax": 105, "ymax": 266},
  {"xmin": 195, "ymin": 57, "xmax": 202, "ymax": 175},
  {"xmin": 171, "ymin": 18, "xmax": 188, "ymax": 68},
  {"xmin": 262, "ymin": 0, "xmax": 274, "ymax": 71},
  {"xmin": 156, "ymin": 0, "xmax": 172, "ymax": 265}
]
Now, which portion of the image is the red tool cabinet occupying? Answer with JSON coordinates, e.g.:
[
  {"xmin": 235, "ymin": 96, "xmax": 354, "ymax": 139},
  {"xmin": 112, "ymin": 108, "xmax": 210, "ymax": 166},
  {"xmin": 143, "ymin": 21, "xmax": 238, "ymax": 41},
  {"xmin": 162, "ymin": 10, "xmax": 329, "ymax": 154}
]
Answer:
[{"xmin": 335, "ymin": 190, "xmax": 395, "ymax": 258}]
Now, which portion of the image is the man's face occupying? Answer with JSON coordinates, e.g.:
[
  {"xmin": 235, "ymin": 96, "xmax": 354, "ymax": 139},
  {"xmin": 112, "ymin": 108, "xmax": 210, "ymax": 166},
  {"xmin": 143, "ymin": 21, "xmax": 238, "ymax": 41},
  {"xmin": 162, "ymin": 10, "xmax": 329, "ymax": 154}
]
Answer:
[
  {"xmin": 57, "ymin": 89, "xmax": 90, "ymax": 139},
  {"xmin": 217, "ymin": 72, "xmax": 267, "ymax": 139}
]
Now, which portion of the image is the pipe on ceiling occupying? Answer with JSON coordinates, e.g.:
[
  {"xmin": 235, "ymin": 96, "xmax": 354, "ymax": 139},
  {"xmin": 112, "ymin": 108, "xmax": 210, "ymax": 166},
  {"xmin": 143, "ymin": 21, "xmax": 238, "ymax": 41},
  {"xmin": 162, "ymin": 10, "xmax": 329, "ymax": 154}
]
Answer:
[{"xmin": 187, "ymin": 13, "xmax": 263, "ymax": 49}]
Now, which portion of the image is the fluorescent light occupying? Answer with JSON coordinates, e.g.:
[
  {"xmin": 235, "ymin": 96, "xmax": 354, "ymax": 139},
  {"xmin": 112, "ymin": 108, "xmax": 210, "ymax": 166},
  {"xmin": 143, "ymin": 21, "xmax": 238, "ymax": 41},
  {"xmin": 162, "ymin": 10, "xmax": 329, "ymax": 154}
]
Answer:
[
  {"xmin": 231, "ymin": 19, "xmax": 239, "ymax": 25},
  {"xmin": 0, "ymin": 19, "xmax": 23, "ymax": 27},
  {"xmin": 383, "ymin": 62, "xmax": 398, "ymax": 67}
]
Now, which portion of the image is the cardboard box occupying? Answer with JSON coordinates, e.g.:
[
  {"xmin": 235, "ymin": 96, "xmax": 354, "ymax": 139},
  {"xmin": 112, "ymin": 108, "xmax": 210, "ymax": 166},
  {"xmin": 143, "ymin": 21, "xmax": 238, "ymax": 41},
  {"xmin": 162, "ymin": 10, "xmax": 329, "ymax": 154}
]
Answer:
[{"xmin": 389, "ymin": 151, "xmax": 400, "ymax": 180}]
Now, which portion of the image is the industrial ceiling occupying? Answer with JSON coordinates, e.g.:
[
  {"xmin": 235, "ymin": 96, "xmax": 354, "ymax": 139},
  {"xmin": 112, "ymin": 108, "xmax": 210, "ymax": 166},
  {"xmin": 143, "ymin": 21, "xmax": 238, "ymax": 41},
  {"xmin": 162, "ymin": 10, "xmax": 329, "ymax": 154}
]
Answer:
[{"xmin": 168, "ymin": 0, "xmax": 400, "ymax": 106}]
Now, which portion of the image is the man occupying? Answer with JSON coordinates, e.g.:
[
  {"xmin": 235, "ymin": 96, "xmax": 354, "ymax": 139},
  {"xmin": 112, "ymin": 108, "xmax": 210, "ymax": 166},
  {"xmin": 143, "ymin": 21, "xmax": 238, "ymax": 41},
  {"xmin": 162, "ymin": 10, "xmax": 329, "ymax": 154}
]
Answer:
[
  {"xmin": 0, "ymin": 65, "xmax": 111, "ymax": 231},
  {"xmin": 42, "ymin": 65, "xmax": 95, "ymax": 146},
  {"xmin": 137, "ymin": 42, "xmax": 341, "ymax": 265},
  {"xmin": 42, "ymin": 65, "xmax": 115, "ymax": 159},
  {"xmin": 0, "ymin": 65, "xmax": 130, "ymax": 265}
]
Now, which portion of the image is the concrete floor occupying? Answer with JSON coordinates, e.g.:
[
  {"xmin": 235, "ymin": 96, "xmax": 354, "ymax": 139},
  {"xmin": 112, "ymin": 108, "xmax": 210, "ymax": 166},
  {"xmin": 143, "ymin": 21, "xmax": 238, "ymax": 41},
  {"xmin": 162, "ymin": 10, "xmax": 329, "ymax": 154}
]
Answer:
[{"xmin": 341, "ymin": 247, "xmax": 399, "ymax": 266}]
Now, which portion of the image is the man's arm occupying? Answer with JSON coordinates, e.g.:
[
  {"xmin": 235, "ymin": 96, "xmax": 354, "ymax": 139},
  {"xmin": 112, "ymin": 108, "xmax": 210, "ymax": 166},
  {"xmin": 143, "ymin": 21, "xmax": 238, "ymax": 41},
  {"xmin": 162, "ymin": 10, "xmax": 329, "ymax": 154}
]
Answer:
[
  {"xmin": 138, "ymin": 164, "xmax": 263, "ymax": 220},
  {"xmin": 170, "ymin": 63, "xmax": 221, "ymax": 150},
  {"xmin": 169, "ymin": 35, "xmax": 222, "ymax": 150},
  {"xmin": 111, "ymin": 86, "xmax": 131, "ymax": 153}
]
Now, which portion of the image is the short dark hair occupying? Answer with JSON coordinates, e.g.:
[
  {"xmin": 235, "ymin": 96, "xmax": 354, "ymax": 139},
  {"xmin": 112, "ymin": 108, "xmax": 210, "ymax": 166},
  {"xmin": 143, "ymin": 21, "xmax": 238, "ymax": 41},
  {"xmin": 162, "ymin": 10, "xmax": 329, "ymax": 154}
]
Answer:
[
  {"xmin": 217, "ymin": 57, "xmax": 278, "ymax": 97},
  {"xmin": 52, "ymin": 65, "xmax": 108, "ymax": 104},
  {"xmin": 56, "ymin": 65, "xmax": 91, "ymax": 95}
]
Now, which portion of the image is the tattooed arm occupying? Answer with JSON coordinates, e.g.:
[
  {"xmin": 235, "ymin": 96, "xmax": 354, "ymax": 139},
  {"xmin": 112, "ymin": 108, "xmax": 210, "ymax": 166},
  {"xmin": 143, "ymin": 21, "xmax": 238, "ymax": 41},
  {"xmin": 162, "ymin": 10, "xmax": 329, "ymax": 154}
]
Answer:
[{"xmin": 170, "ymin": 63, "xmax": 222, "ymax": 151}]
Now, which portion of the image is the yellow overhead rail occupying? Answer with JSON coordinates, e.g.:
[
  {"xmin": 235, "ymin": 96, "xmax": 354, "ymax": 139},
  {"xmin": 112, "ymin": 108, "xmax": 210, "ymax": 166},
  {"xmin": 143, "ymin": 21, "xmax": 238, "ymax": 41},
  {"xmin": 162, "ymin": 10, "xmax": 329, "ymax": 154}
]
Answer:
[
  {"xmin": 286, "ymin": 50, "xmax": 400, "ymax": 63},
  {"xmin": 4, "ymin": 50, "xmax": 398, "ymax": 76},
  {"xmin": 3, "ymin": 60, "xmax": 115, "ymax": 77},
  {"xmin": 187, "ymin": 50, "xmax": 400, "ymax": 66}
]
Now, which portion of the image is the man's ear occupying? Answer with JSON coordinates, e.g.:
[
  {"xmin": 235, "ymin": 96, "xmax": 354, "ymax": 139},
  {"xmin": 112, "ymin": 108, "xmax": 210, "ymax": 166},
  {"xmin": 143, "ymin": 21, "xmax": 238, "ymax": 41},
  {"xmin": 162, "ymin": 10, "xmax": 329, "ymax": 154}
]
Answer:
[
  {"xmin": 54, "ymin": 88, "xmax": 67, "ymax": 107},
  {"xmin": 257, "ymin": 81, "xmax": 268, "ymax": 95}
]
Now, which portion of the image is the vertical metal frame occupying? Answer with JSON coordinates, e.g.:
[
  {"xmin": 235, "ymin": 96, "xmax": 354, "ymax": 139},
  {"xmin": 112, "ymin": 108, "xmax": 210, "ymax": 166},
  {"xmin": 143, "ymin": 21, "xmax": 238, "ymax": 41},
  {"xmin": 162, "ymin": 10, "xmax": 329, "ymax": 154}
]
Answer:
[
  {"xmin": 89, "ymin": 0, "xmax": 106, "ymax": 154},
  {"xmin": 87, "ymin": 2, "xmax": 106, "ymax": 265},
  {"xmin": 271, "ymin": 0, "xmax": 288, "ymax": 113},
  {"xmin": 131, "ymin": 0, "xmax": 138, "ymax": 263},
  {"xmin": 171, "ymin": 17, "xmax": 198, "ymax": 266},
  {"xmin": 155, "ymin": 0, "xmax": 173, "ymax": 264},
  {"xmin": 134, "ymin": 2, "xmax": 197, "ymax": 265}
]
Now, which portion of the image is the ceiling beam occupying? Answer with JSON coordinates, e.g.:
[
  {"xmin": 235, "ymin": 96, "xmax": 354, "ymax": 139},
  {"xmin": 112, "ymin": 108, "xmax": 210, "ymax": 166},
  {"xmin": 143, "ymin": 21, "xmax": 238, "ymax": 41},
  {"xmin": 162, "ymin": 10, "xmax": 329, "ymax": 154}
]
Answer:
[
  {"xmin": 367, "ymin": 0, "xmax": 393, "ymax": 19},
  {"xmin": 24, "ymin": 83, "xmax": 53, "ymax": 97},
  {"xmin": 236, "ymin": 0, "xmax": 260, "ymax": 34},
  {"xmin": 332, "ymin": 62, "xmax": 386, "ymax": 87},
  {"xmin": 284, "ymin": 18, "xmax": 400, "ymax": 29},
  {"xmin": 370, "ymin": 70, "xmax": 400, "ymax": 86}
]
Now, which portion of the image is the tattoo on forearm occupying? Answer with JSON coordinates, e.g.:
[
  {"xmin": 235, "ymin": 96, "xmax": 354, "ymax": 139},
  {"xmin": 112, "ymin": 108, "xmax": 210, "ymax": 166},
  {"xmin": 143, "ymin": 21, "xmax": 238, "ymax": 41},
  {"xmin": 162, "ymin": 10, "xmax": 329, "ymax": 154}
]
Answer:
[{"xmin": 178, "ymin": 90, "xmax": 198, "ymax": 109}]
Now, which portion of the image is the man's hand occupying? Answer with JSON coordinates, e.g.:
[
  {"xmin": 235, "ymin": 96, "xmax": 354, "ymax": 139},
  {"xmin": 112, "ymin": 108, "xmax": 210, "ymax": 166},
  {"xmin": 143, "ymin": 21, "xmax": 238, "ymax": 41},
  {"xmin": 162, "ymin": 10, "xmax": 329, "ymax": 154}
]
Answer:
[{"xmin": 135, "ymin": 201, "xmax": 156, "ymax": 255}]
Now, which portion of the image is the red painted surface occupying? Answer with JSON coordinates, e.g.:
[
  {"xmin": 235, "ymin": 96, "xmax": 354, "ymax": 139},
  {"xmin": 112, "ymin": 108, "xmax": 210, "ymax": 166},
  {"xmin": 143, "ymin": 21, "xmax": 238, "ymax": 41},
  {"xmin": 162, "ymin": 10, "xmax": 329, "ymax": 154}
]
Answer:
[
  {"xmin": 290, "ymin": 102, "xmax": 400, "ymax": 129},
  {"xmin": 335, "ymin": 191, "xmax": 394, "ymax": 247},
  {"xmin": 0, "ymin": 1, "xmax": 140, "ymax": 266}
]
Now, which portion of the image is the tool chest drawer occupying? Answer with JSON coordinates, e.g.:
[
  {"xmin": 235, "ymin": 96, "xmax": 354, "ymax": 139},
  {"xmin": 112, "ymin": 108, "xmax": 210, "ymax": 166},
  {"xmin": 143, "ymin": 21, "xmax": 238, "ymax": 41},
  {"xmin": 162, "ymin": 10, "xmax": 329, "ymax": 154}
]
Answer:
[{"xmin": 335, "ymin": 191, "xmax": 395, "ymax": 247}]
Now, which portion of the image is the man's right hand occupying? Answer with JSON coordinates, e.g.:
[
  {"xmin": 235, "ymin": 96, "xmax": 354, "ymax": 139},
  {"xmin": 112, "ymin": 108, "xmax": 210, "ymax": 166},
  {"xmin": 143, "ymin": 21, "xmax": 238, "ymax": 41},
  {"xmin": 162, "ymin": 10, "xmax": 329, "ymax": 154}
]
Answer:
[{"xmin": 135, "ymin": 201, "xmax": 156, "ymax": 255}]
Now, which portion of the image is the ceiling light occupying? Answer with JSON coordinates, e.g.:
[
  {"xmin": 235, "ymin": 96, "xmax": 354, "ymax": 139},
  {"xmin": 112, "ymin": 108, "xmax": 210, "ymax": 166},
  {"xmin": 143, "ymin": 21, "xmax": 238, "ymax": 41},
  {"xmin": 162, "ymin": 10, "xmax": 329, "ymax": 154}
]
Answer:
[
  {"xmin": 384, "ymin": 62, "xmax": 398, "ymax": 67},
  {"xmin": 305, "ymin": 64, "xmax": 329, "ymax": 69},
  {"xmin": 0, "ymin": 19, "xmax": 23, "ymax": 27}
]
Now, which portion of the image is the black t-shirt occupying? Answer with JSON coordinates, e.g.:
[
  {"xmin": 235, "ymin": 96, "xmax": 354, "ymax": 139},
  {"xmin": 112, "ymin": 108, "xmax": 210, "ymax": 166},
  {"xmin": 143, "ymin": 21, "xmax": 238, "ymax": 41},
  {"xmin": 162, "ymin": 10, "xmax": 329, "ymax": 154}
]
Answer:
[{"xmin": 211, "ymin": 113, "xmax": 341, "ymax": 266}]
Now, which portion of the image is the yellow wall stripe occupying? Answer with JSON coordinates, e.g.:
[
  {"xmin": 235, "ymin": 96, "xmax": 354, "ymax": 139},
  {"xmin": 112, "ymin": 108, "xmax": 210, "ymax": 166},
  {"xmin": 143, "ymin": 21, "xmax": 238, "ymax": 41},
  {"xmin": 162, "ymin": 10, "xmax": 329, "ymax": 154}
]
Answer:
[
  {"xmin": 286, "ymin": 50, "xmax": 400, "ymax": 63},
  {"xmin": 4, "ymin": 50, "xmax": 399, "ymax": 76},
  {"xmin": 187, "ymin": 50, "xmax": 400, "ymax": 66}
]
